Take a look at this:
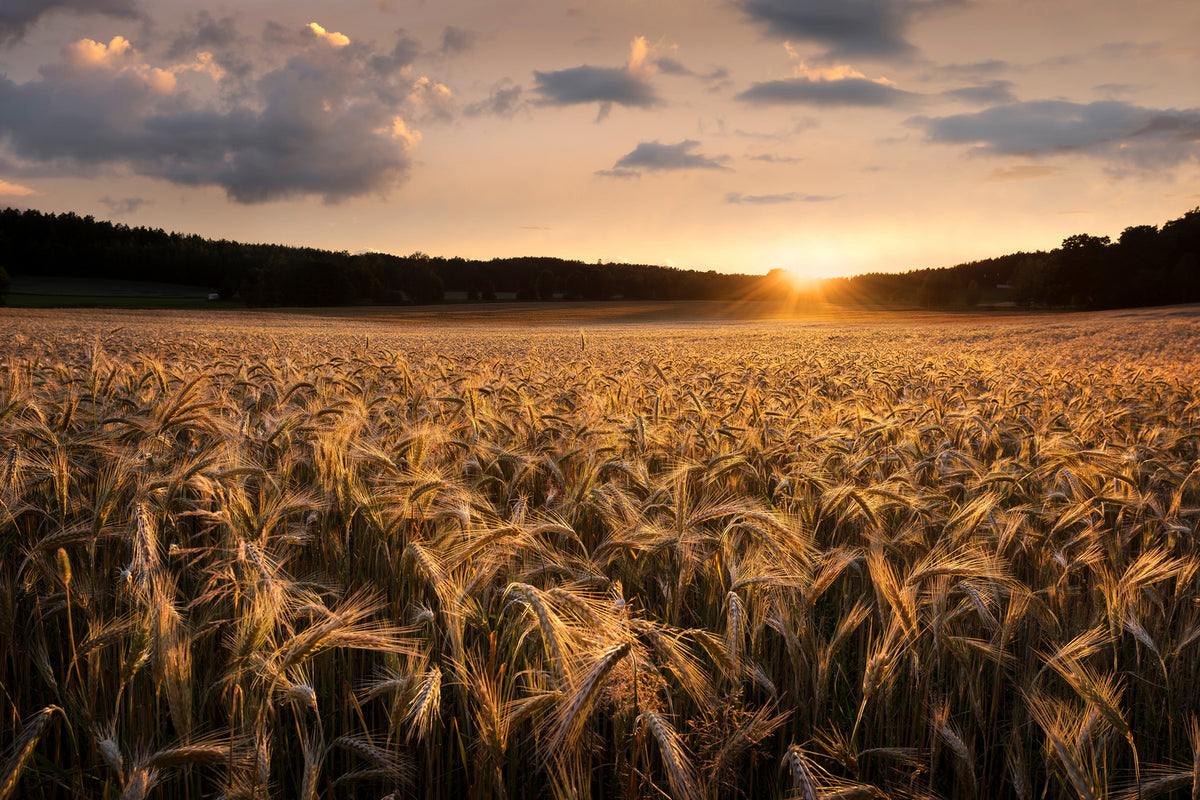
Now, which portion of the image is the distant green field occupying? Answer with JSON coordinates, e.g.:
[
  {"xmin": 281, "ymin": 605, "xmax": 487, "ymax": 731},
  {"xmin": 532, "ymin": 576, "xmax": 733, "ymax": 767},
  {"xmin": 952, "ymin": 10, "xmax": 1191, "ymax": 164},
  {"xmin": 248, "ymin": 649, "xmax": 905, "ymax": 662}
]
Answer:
[
  {"xmin": 6, "ymin": 293, "xmax": 240, "ymax": 309},
  {"xmin": 5, "ymin": 276, "xmax": 227, "ymax": 308}
]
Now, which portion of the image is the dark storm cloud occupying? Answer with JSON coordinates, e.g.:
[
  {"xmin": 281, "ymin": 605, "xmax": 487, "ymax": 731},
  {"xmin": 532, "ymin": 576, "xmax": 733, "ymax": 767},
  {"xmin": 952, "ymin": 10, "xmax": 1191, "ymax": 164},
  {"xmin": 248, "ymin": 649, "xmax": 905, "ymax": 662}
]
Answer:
[
  {"xmin": 0, "ymin": 0, "xmax": 140, "ymax": 44},
  {"xmin": 737, "ymin": 76, "xmax": 915, "ymax": 106},
  {"xmin": 0, "ymin": 26, "xmax": 432, "ymax": 204},
  {"xmin": 738, "ymin": 0, "xmax": 962, "ymax": 59},
  {"xmin": 912, "ymin": 100, "xmax": 1200, "ymax": 169},
  {"xmin": 532, "ymin": 65, "xmax": 660, "ymax": 109},
  {"xmin": 611, "ymin": 140, "xmax": 730, "ymax": 172},
  {"xmin": 725, "ymin": 191, "xmax": 836, "ymax": 204}
]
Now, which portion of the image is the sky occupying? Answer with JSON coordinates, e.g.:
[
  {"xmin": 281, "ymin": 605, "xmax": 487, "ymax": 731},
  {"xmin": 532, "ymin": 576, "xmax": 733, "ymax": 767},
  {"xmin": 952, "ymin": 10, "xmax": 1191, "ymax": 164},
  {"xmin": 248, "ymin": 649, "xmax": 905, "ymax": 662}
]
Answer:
[{"xmin": 0, "ymin": 0, "xmax": 1198, "ymax": 278}]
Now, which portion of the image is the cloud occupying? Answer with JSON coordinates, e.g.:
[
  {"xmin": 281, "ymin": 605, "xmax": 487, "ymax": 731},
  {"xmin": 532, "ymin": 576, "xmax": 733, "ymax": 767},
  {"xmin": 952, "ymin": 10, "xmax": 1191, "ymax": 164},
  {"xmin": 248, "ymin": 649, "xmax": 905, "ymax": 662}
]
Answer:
[
  {"xmin": 654, "ymin": 57, "xmax": 694, "ymax": 76},
  {"xmin": 440, "ymin": 26, "xmax": 477, "ymax": 55},
  {"xmin": 0, "ymin": 26, "xmax": 434, "ymax": 204},
  {"xmin": 655, "ymin": 57, "xmax": 732, "ymax": 90},
  {"xmin": 610, "ymin": 140, "xmax": 730, "ymax": 173},
  {"xmin": 164, "ymin": 12, "xmax": 251, "ymax": 83},
  {"xmin": 738, "ymin": 0, "xmax": 962, "ymax": 59},
  {"xmin": 407, "ymin": 76, "xmax": 455, "ymax": 122},
  {"xmin": 704, "ymin": 66, "xmax": 734, "ymax": 92},
  {"xmin": 371, "ymin": 29, "xmax": 421, "ymax": 75},
  {"xmin": 747, "ymin": 153, "xmax": 804, "ymax": 163},
  {"xmin": 594, "ymin": 167, "xmax": 640, "ymax": 179},
  {"xmin": 0, "ymin": 178, "xmax": 36, "ymax": 196},
  {"xmin": 166, "ymin": 11, "xmax": 237, "ymax": 59},
  {"xmin": 464, "ymin": 81, "xmax": 523, "ymax": 117},
  {"xmin": 983, "ymin": 165, "xmax": 1065, "ymax": 181},
  {"xmin": 725, "ymin": 118, "xmax": 820, "ymax": 140},
  {"xmin": 99, "ymin": 195, "xmax": 149, "ymax": 213},
  {"xmin": 738, "ymin": 75, "xmax": 915, "ymax": 106},
  {"xmin": 911, "ymin": 100, "xmax": 1200, "ymax": 169},
  {"xmin": 262, "ymin": 20, "xmax": 299, "ymax": 46},
  {"xmin": 941, "ymin": 80, "xmax": 1016, "ymax": 105},
  {"xmin": 306, "ymin": 22, "xmax": 350, "ymax": 48},
  {"xmin": 533, "ymin": 65, "xmax": 658, "ymax": 110},
  {"xmin": 725, "ymin": 191, "xmax": 836, "ymax": 203},
  {"xmin": 1096, "ymin": 40, "xmax": 1164, "ymax": 60},
  {"xmin": 928, "ymin": 59, "xmax": 1009, "ymax": 79},
  {"xmin": 1094, "ymin": 83, "xmax": 1141, "ymax": 98},
  {"xmin": 0, "ymin": 0, "xmax": 140, "ymax": 44},
  {"xmin": 532, "ymin": 36, "xmax": 661, "ymax": 118}
]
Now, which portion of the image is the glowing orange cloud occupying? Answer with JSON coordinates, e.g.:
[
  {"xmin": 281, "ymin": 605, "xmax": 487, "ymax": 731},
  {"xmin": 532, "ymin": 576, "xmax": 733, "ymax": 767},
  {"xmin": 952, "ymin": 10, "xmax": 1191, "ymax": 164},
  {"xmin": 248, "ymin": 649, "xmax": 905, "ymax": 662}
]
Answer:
[
  {"xmin": 308, "ymin": 22, "xmax": 350, "ymax": 48},
  {"xmin": 0, "ymin": 179, "xmax": 36, "ymax": 197}
]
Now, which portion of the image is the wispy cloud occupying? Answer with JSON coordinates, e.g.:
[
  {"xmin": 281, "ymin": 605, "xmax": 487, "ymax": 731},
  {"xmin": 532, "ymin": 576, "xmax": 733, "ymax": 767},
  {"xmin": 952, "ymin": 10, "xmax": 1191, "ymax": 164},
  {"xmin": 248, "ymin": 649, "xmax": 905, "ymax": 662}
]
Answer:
[
  {"xmin": 724, "ymin": 118, "xmax": 820, "ymax": 140},
  {"xmin": 725, "ymin": 191, "xmax": 836, "ymax": 203},
  {"xmin": 99, "ymin": 195, "xmax": 150, "ymax": 213},
  {"xmin": 747, "ymin": 153, "xmax": 804, "ymax": 163},
  {"xmin": 940, "ymin": 80, "xmax": 1016, "ymax": 105},
  {"xmin": 609, "ymin": 140, "xmax": 731, "ymax": 173},
  {"xmin": 594, "ymin": 167, "xmax": 641, "ymax": 179},
  {"xmin": 0, "ymin": 178, "xmax": 36, "ymax": 196},
  {"xmin": 924, "ymin": 59, "xmax": 1010, "ymax": 80},
  {"xmin": 1094, "ymin": 83, "xmax": 1142, "ymax": 98},
  {"xmin": 738, "ymin": 75, "xmax": 915, "ymax": 106},
  {"xmin": 983, "ymin": 165, "xmax": 1065, "ymax": 181},
  {"xmin": 464, "ymin": 81, "xmax": 524, "ymax": 117}
]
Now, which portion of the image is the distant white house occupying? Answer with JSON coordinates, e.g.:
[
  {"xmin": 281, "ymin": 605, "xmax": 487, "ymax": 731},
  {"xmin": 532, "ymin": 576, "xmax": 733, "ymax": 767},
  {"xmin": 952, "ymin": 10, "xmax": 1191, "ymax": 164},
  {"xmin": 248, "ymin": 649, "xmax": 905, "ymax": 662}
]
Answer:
[{"xmin": 208, "ymin": 292, "xmax": 221, "ymax": 301}]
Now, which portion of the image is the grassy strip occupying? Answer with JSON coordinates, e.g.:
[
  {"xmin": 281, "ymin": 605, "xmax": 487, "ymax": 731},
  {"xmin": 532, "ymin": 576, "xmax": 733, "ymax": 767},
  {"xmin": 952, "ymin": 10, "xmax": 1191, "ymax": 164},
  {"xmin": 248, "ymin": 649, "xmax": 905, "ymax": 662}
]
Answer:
[{"xmin": 5, "ymin": 293, "xmax": 242, "ymax": 309}]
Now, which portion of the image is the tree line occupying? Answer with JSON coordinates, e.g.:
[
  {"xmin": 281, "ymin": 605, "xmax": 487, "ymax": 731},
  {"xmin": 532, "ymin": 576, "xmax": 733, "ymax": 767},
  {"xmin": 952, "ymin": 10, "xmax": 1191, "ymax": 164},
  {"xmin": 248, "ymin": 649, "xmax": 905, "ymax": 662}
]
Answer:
[
  {"xmin": 0, "ymin": 208, "xmax": 757, "ymax": 306},
  {"xmin": 823, "ymin": 208, "xmax": 1200, "ymax": 309},
  {"xmin": 1, "ymin": 205, "xmax": 1198, "ymax": 309}
]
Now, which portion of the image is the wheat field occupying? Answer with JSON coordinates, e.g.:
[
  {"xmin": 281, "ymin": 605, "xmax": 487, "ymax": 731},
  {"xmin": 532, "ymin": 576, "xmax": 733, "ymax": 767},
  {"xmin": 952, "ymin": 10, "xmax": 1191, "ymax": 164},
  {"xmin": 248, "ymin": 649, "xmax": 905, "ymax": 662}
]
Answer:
[{"xmin": 1, "ymin": 306, "xmax": 1199, "ymax": 800}]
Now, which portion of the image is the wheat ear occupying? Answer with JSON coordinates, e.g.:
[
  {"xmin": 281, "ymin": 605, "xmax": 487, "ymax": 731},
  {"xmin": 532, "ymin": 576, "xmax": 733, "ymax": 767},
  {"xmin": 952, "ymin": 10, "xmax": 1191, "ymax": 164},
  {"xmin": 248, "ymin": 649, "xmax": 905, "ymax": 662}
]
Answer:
[
  {"xmin": 0, "ymin": 706, "xmax": 62, "ymax": 800},
  {"xmin": 638, "ymin": 711, "xmax": 700, "ymax": 800}
]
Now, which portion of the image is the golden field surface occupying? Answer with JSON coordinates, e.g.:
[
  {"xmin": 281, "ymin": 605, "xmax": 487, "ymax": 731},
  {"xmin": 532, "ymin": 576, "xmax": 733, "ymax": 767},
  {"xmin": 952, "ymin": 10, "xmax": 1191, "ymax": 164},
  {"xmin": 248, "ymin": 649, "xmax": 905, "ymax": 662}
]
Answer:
[{"xmin": 1, "ymin": 305, "xmax": 1199, "ymax": 800}]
